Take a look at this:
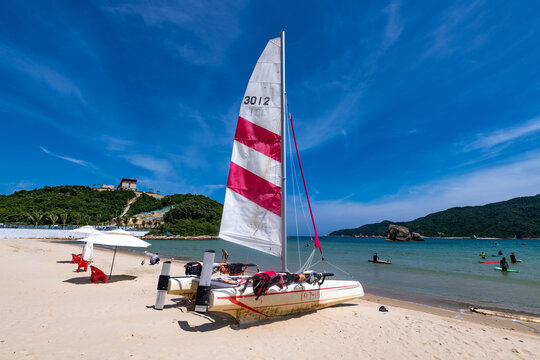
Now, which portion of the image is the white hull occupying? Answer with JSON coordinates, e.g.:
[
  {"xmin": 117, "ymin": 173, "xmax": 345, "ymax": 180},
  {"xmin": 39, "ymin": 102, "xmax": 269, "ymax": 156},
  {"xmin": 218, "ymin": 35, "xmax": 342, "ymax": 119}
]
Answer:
[{"xmin": 167, "ymin": 277, "xmax": 363, "ymax": 322}]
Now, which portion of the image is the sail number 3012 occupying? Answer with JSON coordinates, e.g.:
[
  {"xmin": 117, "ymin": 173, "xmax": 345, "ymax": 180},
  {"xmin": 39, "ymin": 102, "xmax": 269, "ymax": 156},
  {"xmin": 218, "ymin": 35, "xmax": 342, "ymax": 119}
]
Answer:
[{"xmin": 244, "ymin": 96, "xmax": 270, "ymax": 106}]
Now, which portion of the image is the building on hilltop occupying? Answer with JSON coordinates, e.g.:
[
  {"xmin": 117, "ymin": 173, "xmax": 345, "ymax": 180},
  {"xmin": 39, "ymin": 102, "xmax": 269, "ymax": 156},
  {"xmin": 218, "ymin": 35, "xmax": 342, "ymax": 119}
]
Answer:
[{"xmin": 118, "ymin": 178, "xmax": 137, "ymax": 191}]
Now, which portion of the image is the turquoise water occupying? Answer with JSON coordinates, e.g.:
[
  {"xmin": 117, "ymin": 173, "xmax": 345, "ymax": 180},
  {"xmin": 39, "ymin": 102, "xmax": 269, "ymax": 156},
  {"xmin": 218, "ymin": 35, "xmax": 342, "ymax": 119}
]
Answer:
[{"xmin": 143, "ymin": 236, "xmax": 540, "ymax": 316}]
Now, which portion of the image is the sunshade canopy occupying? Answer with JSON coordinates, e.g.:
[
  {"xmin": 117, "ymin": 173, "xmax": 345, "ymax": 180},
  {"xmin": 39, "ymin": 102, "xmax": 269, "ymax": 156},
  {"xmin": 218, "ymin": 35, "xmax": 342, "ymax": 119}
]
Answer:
[
  {"xmin": 78, "ymin": 233, "xmax": 150, "ymax": 248},
  {"xmin": 69, "ymin": 226, "xmax": 102, "ymax": 236}
]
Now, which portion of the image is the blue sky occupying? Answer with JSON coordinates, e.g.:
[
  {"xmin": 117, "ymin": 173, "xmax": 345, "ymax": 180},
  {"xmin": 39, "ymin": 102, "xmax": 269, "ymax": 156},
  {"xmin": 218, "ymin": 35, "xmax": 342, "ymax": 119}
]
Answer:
[{"xmin": 2, "ymin": 1, "xmax": 540, "ymax": 234}]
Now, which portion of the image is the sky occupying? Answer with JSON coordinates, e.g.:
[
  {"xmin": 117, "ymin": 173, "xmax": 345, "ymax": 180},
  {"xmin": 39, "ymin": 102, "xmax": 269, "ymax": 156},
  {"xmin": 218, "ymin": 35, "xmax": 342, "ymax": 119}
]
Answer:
[{"xmin": 1, "ymin": 1, "xmax": 540, "ymax": 235}]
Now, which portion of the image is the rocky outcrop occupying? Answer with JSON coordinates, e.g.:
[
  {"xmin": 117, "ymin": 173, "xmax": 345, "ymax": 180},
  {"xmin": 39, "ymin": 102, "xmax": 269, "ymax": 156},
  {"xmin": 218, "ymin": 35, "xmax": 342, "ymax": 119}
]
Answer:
[{"xmin": 386, "ymin": 224, "xmax": 424, "ymax": 241}]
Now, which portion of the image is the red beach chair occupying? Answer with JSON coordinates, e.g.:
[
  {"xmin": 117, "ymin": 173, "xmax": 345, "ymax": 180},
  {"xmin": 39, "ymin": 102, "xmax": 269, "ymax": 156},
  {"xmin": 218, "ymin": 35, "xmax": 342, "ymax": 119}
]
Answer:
[
  {"xmin": 72, "ymin": 253, "xmax": 82, "ymax": 263},
  {"xmin": 76, "ymin": 258, "xmax": 88, "ymax": 272},
  {"xmin": 90, "ymin": 266, "xmax": 107, "ymax": 283}
]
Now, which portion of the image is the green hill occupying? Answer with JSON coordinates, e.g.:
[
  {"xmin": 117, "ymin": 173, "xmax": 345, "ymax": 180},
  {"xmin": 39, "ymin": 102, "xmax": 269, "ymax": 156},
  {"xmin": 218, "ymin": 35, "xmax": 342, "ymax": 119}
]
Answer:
[
  {"xmin": 0, "ymin": 185, "xmax": 223, "ymax": 236},
  {"xmin": 330, "ymin": 194, "xmax": 540, "ymax": 238},
  {"xmin": 0, "ymin": 185, "xmax": 135, "ymax": 226}
]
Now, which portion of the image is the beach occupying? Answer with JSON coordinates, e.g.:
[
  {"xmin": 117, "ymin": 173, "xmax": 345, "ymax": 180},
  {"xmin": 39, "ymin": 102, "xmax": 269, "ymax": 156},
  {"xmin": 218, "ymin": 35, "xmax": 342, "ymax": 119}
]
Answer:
[{"xmin": 1, "ymin": 238, "xmax": 539, "ymax": 360}]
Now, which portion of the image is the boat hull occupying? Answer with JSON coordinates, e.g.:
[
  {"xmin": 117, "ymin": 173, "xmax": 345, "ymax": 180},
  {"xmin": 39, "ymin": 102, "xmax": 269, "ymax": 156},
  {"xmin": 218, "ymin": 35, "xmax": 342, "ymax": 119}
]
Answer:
[{"xmin": 208, "ymin": 279, "xmax": 363, "ymax": 322}]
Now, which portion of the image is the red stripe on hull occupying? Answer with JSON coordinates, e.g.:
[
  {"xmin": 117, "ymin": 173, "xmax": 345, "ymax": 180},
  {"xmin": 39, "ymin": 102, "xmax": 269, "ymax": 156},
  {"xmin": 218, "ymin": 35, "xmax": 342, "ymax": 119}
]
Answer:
[
  {"xmin": 217, "ymin": 283, "xmax": 360, "ymax": 300},
  {"xmin": 227, "ymin": 162, "xmax": 281, "ymax": 216},
  {"xmin": 222, "ymin": 294, "xmax": 359, "ymax": 313},
  {"xmin": 235, "ymin": 116, "xmax": 281, "ymax": 162}
]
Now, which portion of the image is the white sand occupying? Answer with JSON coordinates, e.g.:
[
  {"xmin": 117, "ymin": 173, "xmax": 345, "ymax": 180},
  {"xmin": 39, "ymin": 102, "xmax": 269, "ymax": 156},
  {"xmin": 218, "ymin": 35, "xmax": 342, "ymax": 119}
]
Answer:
[{"xmin": 1, "ymin": 238, "xmax": 538, "ymax": 360}]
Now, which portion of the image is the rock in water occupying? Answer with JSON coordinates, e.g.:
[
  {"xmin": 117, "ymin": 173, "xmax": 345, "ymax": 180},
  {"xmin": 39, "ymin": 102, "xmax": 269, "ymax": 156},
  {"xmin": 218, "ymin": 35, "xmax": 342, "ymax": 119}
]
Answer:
[{"xmin": 386, "ymin": 224, "xmax": 424, "ymax": 241}]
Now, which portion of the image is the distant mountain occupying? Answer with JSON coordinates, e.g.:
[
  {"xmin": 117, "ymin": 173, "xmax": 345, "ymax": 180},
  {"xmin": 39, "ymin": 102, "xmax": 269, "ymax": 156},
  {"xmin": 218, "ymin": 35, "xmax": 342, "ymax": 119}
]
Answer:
[{"xmin": 330, "ymin": 194, "xmax": 540, "ymax": 238}]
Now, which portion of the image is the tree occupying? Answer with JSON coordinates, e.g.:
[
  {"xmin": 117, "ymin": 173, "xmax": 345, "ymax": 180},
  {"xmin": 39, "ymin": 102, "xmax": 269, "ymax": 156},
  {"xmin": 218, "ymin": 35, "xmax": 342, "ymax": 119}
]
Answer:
[
  {"xmin": 27, "ymin": 210, "xmax": 44, "ymax": 227},
  {"xmin": 59, "ymin": 212, "xmax": 68, "ymax": 228},
  {"xmin": 46, "ymin": 212, "xmax": 59, "ymax": 226}
]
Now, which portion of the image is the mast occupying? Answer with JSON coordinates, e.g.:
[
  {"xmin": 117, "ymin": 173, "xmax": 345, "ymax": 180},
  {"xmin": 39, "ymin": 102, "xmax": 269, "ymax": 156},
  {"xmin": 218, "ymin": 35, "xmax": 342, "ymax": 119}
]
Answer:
[{"xmin": 280, "ymin": 30, "xmax": 287, "ymax": 272}]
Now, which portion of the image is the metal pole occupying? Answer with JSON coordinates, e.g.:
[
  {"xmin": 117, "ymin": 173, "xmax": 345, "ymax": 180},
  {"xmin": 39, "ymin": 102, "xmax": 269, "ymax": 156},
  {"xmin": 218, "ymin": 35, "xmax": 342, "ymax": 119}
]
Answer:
[
  {"xmin": 280, "ymin": 30, "xmax": 287, "ymax": 272},
  {"xmin": 109, "ymin": 246, "xmax": 117, "ymax": 280}
]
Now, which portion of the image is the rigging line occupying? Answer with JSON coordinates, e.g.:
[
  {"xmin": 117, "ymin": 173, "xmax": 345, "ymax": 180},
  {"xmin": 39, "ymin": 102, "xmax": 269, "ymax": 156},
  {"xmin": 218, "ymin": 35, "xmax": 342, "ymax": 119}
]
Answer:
[
  {"xmin": 285, "ymin": 106, "xmax": 303, "ymax": 269},
  {"xmin": 324, "ymin": 260, "xmax": 354, "ymax": 277},
  {"xmin": 289, "ymin": 113, "xmax": 322, "ymax": 255},
  {"xmin": 285, "ymin": 100, "xmax": 313, "ymax": 270},
  {"xmin": 298, "ymin": 248, "xmax": 316, "ymax": 272},
  {"xmin": 286, "ymin": 102, "xmax": 318, "ymax": 250}
]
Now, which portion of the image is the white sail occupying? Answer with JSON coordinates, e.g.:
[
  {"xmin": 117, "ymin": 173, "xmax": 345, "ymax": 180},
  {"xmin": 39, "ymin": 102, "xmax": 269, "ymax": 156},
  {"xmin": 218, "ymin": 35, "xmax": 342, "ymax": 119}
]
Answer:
[{"xmin": 219, "ymin": 37, "xmax": 283, "ymax": 257}]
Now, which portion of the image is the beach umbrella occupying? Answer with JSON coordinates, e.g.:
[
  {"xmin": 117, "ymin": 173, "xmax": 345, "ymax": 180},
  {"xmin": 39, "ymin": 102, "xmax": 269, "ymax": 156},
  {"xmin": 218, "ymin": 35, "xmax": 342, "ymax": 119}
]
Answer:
[
  {"xmin": 69, "ymin": 225, "xmax": 102, "ymax": 237},
  {"xmin": 78, "ymin": 231, "xmax": 151, "ymax": 279}
]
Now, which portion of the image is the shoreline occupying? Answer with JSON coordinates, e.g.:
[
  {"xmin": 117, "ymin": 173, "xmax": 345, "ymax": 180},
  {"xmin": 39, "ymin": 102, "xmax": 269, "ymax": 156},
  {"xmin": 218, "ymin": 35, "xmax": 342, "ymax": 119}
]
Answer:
[
  {"xmin": 1, "ymin": 238, "xmax": 539, "ymax": 359},
  {"xmin": 26, "ymin": 239, "xmax": 540, "ymax": 328},
  {"xmin": 56, "ymin": 239, "xmax": 540, "ymax": 319}
]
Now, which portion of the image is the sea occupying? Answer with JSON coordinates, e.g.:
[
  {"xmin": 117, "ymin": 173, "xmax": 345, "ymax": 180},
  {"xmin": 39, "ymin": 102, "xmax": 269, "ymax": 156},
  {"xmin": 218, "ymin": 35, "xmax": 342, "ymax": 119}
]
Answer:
[{"xmin": 136, "ymin": 236, "xmax": 540, "ymax": 317}]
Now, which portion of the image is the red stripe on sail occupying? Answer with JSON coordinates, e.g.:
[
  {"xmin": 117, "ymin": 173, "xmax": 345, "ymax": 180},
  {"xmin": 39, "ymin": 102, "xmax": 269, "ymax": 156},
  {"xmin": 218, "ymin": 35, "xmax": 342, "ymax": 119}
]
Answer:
[
  {"xmin": 235, "ymin": 116, "xmax": 281, "ymax": 162},
  {"xmin": 227, "ymin": 162, "xmax": 281, "ymax": 216}
]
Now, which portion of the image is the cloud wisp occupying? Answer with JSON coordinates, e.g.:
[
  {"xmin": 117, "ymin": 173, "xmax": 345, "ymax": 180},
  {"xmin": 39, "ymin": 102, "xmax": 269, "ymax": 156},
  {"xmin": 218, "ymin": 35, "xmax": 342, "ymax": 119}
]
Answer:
[
  {"xmin": 464, "ymin": 116, "xmax": 540, "ymax": 152},
  {"xmin": 40, "ymin": 146, "xmax": 92, "ymax": 168}
]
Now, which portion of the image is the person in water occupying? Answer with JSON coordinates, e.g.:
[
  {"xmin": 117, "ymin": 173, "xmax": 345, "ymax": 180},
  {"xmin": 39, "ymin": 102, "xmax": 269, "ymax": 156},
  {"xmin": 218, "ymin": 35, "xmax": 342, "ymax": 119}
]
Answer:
[
  {"xmin": 372, "ymin": 252, "xmax": 379, "ymax": 263},
  {"xmin": 498, "ymin": 250, "xmax": 503, "ymax": 255},
  {"xmin": 499, "ymin": 257, "xmax": 509, "ymax": 271},
  {"xmin": 510, "ymin": 252, "xmax": 517, "ymax": 263},
  {"xmin": 480, "ymin": 251, "xmax": 486, "ymax": 259},
  {"xmin": 222, "ymin": 249, "xmax": 229, "ymax": 262}
]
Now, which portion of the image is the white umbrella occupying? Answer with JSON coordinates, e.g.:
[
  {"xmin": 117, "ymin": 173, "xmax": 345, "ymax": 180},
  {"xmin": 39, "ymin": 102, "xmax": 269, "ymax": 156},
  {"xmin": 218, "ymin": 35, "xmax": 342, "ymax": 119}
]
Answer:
[
  {"xmin": 78, "ymin": 232, "xmax": 151, "ymax": 279},
  {"xmin": 69, "ymin": 225, "xmax": 102, "ymax": 237}
]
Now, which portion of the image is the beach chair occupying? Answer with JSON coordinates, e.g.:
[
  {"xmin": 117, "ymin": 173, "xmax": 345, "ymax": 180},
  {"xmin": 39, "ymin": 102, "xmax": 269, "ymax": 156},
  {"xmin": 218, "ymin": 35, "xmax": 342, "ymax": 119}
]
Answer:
[
  {"xmin": 72, "ymin": 253, "xmax": 82, "ymax": 263},
  {"xmin": 76, "ymin": 258, "xmax": 88, "ymax": 272},
  {"xmin": 90, "ymin": 266, "xmax": 106, "ymax": 283}
]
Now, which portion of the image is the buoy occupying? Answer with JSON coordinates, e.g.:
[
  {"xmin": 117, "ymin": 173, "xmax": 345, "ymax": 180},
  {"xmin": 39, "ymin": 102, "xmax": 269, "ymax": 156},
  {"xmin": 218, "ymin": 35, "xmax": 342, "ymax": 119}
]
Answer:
[
  {"xmin": 154, "ymin": 261, "xmax": 171, "ymax": 310},
  {"xmin": 194, "ymin": 250, "xmax": 215, "ymax": 313}
]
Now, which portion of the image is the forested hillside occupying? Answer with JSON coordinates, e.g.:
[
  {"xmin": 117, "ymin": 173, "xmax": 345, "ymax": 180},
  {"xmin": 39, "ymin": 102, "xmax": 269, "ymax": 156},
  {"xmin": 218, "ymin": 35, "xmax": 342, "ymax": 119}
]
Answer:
[
  {"xmin": 331, "ymin": 194, "xmax": 540, "ymax": 238},
  {"xmin": 0, "ymin": 185, "xmax": 223, "ymax": 236},
  {"xmin": 0, "ymin": 185, "xmax": 135, "ymax": 226}
]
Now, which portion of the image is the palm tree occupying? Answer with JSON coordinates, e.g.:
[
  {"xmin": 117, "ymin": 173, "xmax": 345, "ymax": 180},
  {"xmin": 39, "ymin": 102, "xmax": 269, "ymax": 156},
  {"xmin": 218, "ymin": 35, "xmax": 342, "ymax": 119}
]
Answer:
[
  {"xmin": 72, "ymin": 212, "xmax": 82, "ymax": 226},
  {"xmin": 46, "ymin": 213, "xmax": 59, "ymax": 227},
  {"xmin": 59, "ymin": 213, "xmax": 68, "ymax": 228},
  {"xmin": 27, "ymin": 210, "xmax": 44, "ymax": 227}
]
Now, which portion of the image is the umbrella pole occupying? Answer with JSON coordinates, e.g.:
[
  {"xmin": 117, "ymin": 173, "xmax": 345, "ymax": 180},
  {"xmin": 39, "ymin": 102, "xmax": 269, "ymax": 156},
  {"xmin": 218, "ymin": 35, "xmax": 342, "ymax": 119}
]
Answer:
[{"xmin": 109, "ymin": 246, "xmax": 118, "ymax": 280}]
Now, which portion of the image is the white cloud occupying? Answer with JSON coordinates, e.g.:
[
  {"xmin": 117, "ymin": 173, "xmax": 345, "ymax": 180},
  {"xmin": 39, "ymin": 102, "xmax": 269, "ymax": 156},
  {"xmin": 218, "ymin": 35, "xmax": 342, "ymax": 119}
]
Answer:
[
  {"xmin": 0, "ymin": 45, "xmax": 83, "ymax": 99},
  {"xmin": 464, "ymin": 116, "xmax": 540, "ymax": 151},
  {"xmin": 40, "ymin": 146, "xmax": 92, "ymax": 168},
  {"xmin": 101, "ymin": 1, "xmax": 244, "ymax": 65},
  {"xmin": 303, "ymin": 153, "xmax": 540, "ymax": 234},
  {"xmin": 123, "ymin": 154, "xmax": 173, "ymax": 175}
]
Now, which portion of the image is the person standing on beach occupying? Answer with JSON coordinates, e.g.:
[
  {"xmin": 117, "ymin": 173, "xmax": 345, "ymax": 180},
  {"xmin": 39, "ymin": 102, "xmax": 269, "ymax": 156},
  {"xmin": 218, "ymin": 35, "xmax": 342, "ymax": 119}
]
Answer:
[
  {"xmin": 499, "ymin": 257, "xmax": 509, "ymax": 271},
  {"xmin": 222, "ymin": 249, "xmax": 229, "ymax": 262}
]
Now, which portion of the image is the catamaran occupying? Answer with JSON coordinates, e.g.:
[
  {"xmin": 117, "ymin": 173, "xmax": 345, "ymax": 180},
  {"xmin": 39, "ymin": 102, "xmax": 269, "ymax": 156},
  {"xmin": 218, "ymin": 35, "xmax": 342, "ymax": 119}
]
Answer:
[{"xmin": 154, "ymin": 31, "xmax": 363, "ymax": 322}]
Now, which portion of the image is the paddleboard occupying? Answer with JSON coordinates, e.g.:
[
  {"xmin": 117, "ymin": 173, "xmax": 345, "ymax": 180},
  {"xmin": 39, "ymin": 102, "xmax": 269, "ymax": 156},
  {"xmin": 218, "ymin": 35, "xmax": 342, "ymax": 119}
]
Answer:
[
  {"xmin": 491, "ymin": 254, "xmax": 503, "ymax": 257},
  {"xmin": 478, "ymin": 261, "xmax": 498, "ymax": 264},
  {"xmin": 368, "ymin": 260, "xmax": 392, "ymax": 264},
  {"xmin": 494, "ymin": 267, "xmax": 519, "ymax": 273}
]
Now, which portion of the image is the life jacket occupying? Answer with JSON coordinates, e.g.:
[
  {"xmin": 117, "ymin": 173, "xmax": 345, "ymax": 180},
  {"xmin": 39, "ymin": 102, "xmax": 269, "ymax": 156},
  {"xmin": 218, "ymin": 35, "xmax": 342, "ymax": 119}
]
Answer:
[{"xmin": 252, "ymin": 271, "xmax": 276, "ymax": 299}]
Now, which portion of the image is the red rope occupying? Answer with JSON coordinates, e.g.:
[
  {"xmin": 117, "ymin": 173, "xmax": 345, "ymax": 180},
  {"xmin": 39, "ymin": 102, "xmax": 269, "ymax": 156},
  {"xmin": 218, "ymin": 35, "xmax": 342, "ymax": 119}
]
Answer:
[{"xmin": 289, "ymin": 113, "xmax": 323, "ymax": 255}]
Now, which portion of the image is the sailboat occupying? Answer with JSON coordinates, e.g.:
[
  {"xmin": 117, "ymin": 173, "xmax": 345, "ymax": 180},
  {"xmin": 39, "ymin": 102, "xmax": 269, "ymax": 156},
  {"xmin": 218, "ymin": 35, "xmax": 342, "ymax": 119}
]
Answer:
[{"xmin": 155, "ymin": 31, "xmax": 363, "ymax": 322}]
